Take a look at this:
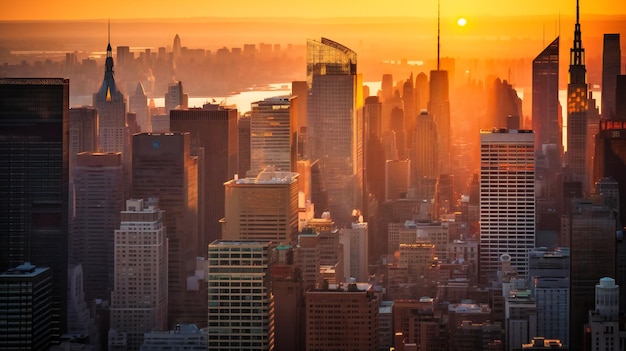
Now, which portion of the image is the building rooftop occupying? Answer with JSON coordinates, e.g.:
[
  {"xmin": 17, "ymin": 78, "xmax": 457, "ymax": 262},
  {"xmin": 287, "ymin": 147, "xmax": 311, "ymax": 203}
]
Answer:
[{"xmin": 0, "ymin": 262, "xmax": 49, "ymax": 278}]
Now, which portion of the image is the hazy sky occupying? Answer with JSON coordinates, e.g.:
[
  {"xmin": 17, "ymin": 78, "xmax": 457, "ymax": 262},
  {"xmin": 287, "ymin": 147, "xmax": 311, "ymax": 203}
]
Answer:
[{"xmin": 2, "ymin": 0, "xmax": 625, "ymax": 20}]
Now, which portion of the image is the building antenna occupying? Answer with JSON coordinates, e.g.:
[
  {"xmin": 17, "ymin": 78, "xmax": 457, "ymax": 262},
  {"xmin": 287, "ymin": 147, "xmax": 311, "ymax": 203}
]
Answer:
[
  {"xmin": 108, "ymin": 18, "xmax": 110, "ymax": 45},
  {"xmin": 437, "ymin": 0, "xmax": 441, "ymax": 71}
]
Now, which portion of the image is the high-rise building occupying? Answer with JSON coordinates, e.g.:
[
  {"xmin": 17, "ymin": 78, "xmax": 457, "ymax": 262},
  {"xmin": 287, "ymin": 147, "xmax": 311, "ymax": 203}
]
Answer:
[
  {"xmin": 165, "ymin": 81, "xmax": 188, "ymax": 114},
  {"xmin": 534, "ymin": 277, "xmax": 569, "ymax": 347},
  {"xmin": 532, "ymin": 37, "xmax": 560, "ymax": 152},
  {"xmin": 339, "ymin": 221, "xmax": 369, "ymax": 282},
  {"xmin": 270, "ymin": 245, "xmax": 304, "ymax": 351},
  {"xmin": 207, "ymin": 240, "xmax": 274, "ymax": 350},
  {"xmin": 222, "ymin": 168, "xmax": 299, "ymax": 243},
  {"xmin": 602, "ymin": 34, "xmax": 621, "ymax": 119},
  {"xmin": 305, "ymin": 283, "xmax": 380, "ymax": 351},
  {"xmin": 0, "ymin": 263, "xmax": 56, "ymax": 350},
  {"xmin": 587, "ymin": 277, "xmax": 620, "ymax": 351},
  {"xmin": 594, "ymin": 120, "xmax": 626, "ymax": 227},
  {"xmin": 306, "ymin": 37, "xmax": 363, "ymax": 225},
  {"xmin": 569, "ymin": 200, "xmax": 616, "ymax": 350},
  {"xmin": 616, "ymin": 75, "xmax": 626, "ymax": 119},
  {"xmin": 131, "ymin": 133, "xmax": 198, "ymax": 327},
  {"xmin": 0, "ymin": 78, "xmax": 69, "ymax": 336},
  {"xmin": 172, "ymin": 34, "xmax": 182, "ymax": 61},
  {"xmin": 291, "ymin": 80, "xmax": 308, "ymax": 155},
  {"xmin": 66, "ymin": 263, "xmax": 98, "ymax": 345},
  {"xmin": 129, "ymin": 82, "xmax": 149, "ymax": 132},
  {"xmin": 71, "ymin": 152, "xmax": 124, "ymax": 303},
  {"xmin": 566, "ymin": 0, "xmax": 589, "ymax": 195},
  {"xmin": 170, "ymin": 105, "xmax": 238, "ymax": 247},
  {"xmin": 94, "ymin": 38, "xmax": 126, "ymax": 154},
  {"xmin": 250, "ymin": 95, "xmax": 298, "ymax": 173},
  {"xmin": 385, "ymin": 159, "xmax": 410, "ymax": 201},
  {"xmin": 479, "ymin": 129, "xmax": 535, "ymax": 282},
  {"xmin": 414, "ymin": 110, "xmax": 438, "ymax": 184},
  {"xmin": 109, "ymin": 199, "xmax": 168, "ymax": 351},
  {"xmin": 69, "ymin": 107, "xmax": 98, "ymax": 173},
  {"xmin": 238, "ymin": 113, "xmax": 251, "ymax": 177}
]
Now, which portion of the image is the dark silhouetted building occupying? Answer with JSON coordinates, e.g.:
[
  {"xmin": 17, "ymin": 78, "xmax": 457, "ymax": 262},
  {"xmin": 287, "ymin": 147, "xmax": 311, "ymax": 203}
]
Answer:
[
  {"xmin": 132, "ymin": 132, "xmax": 199, "ymax": 327},
  {"xmin": 69, "ymin": 107, "xmax": 98, "ymax": 173},
  {"xmin": 0, "ymin": 263, "xmax": 55, "ymax": 350},
  {"xmin": 270, "ymin": 245, "xmax": 304, "ymax": 351},
  {"xmin": 569, "ymin": 200, "xmax": 616, "ymax": 350},
  {"xmin": 170, "ymin": 105, "xmax": 238, "ymax": 249},
  {"xmin": 532, "ymin": 37, "xmax": 560, "ymax": 152},
  {"xmin": 594, "ymin": 120, "xmax": 626, "ymax": 227},
  {"xmin": 71, "ymin": 152, "xmax": 124, "ymax": 304},
  {"xmin": 94, "ymin": 39, "xmax": 126, "ymax": 154},
  {"xmin": 566, "ymin": 0, "xmax": 589, "ymax": 195},
  {"xmin": 602, "ymin": 34, "xmax": 621, "ymax": 119},
  {"xmin": 0, "ymin": 78, "xmax": 69, "ymax": 338}
]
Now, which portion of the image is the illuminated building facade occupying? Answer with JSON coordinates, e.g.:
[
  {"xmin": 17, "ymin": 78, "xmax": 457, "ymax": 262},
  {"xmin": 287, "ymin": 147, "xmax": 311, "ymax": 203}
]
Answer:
[
  {"xmin": 566, "ymin": 0, "xmax": 589, "ymax": 194},
  {"xmin": 109, "ymin": 199, "xmax": 168, "ymax": 350},
  {"xmin": 222, "ymin": 168, "xmax": 299, "ymax": 243},
  {"xmin": 250, "ymin": 95, "xmax": 298, "ymax": 173},
  {"xmin": 207, "ymin": 241, "xmax": 274, "ymax": 351},
  {"xmin": 479, "ymin": 129, "xmax": 535, "ymax": 282}
]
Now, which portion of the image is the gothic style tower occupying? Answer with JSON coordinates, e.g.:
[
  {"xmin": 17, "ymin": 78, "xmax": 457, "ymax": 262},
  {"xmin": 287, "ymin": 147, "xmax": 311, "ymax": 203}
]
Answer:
[
  {"xmin": 566, "ymin": 0, "xmax": 589, "ymax": 194},
  {"xmin": 94, "ymin": 22, "xmax": 126, "ymax": 153}
]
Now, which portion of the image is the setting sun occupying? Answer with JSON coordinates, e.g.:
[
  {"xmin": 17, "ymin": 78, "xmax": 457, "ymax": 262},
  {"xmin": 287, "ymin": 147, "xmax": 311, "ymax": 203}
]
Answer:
[{"xmin": 457, "ymin": 17, "xmax": 467, "ymax": 26}]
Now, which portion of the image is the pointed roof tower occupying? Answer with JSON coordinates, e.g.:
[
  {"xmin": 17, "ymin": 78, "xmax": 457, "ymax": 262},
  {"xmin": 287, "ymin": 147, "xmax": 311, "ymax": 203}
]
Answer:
[
  {"xmin": 96, "ymin": 20, "xmax": 122, "ymax": 102},
  {"xmin": 569, "ymin": 0, "xmax": 586, "ymax": 85}
]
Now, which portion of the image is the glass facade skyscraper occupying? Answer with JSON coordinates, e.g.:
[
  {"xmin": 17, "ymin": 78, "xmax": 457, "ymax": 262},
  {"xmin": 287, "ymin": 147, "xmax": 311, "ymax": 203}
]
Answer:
[
  {"xmin": 306, "ymin": 38, "xmax": 363, "ymax": 225},
  {"xmin": 0, "ymin": 78, "xmax": 69, "ymax": 337}
]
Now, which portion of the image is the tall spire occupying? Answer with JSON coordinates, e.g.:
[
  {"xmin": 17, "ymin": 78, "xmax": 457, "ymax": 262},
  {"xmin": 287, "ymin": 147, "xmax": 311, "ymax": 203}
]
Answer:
[
  {"xmin": 106, "ymin": 19, "xmax": 112, "ymax": 57},
  {"xmin": 437, "ymin": 0, "xmax": 440, "ymax": 71},
  {"xmin": 569, "ymin": 0, "xmax": 586, "ymax": 84}
]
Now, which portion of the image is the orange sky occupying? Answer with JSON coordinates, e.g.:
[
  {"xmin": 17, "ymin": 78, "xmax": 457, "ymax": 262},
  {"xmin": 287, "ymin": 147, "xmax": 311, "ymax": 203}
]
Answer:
[{"xmin": 2, "ymin": 0, "xmax": 625, "ymax": 21}]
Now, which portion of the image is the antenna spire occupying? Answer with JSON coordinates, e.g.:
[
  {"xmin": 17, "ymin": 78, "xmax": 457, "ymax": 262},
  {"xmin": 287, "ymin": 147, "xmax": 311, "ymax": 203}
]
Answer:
[
  {"xmin": 437, "ymin": 0, "xmax": 440, "ymax": 71},
  {"xmin": 576, "ymin": 0, "xmax": 579, "ymax": 24},
  {"xmin": 108, "ymin": 19, "xmax": 110, "ymax": 44}
]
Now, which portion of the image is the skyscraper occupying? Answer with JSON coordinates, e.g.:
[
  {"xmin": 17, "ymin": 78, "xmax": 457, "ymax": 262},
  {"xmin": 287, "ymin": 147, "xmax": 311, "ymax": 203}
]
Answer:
[
  {"xmin": 593, "ymin": 120, "xmax": 626, "ymax": 227},
  {"xmin": 602, "ymin": 34, "xmax": 621, "ymax": 119},
  {"xmin": 94, "ymin": 36, "xmax": 126, "ymax": 154},
  {"xmin": 0, "ymin": 78, "xmax": 69, "ymax": 336},
  {"xmin": 566, "ymin": 0, "xmax": 589, "ymax": 195},
  {"xmin": 569, "ymin": 200, "xmax": 616, "ymax": 350},
  {"xmin": 0, "ymin": 263, "xmax": 56, "ymax": 350},
  {"xmin": 129, "ymin": 82, "xmax": 149, "ymax": 132},
  {"xmin": 306, "ymin": 37, "xmax": 363, "ymax": 225},
  {"xmin": 222, "ymin": 168, "xmax": 299, "ymax": 243},
  {"xmin": 479, "ymin": 129, "xmax": 535, "ymax": 282},
  {"xmin": 69, "ymin": 107, "xmax": 98, "ymax": 173},
  {"xmin": 71, "ymin": 152, "xmax": 124, "ymax": 303},
  {"xmin": 131, "ymin": 132, "xmax": 198, "ymax": 327},
  {"xmin": 532, "ymin": 37, "xmax": 560, "ymax": 151},
  {"xmin": 170, "ymin": 105, "xmax": 238, "ymax": 248},
  {"xmin": 587, "ymin": 277, "xmax": 620, "ymax": 351},
  {"xmin": 109, "ymin": 199, "xmax": 168, "ymax": 350},
  {"xmin": 414, "ymin": 110, "xmax": 439, "ymax": 195},
  {"xmin": 429, "ymin": 5, "xmax": 451, "ymax": 175},
  {"xmin": 207, "ymin": 240, "xmax": 275, "ymax": 350},
  {"xmin": 165, "ymin": 81, "xmax": 188, "ymax": 114},
  {"xmin": 250, "ymin": 95, "xmax": 298, "ymax": 173}
]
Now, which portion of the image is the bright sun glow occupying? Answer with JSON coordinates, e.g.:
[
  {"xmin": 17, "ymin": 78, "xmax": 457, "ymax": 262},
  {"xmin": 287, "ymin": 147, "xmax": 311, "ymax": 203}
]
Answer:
[{"xmin": 457, "ymin": 17, "xmax": 467, "ymax": 26}]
